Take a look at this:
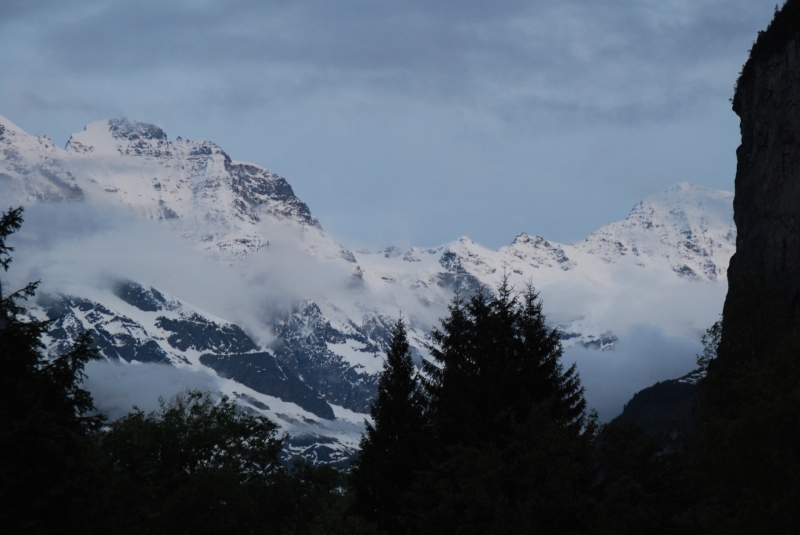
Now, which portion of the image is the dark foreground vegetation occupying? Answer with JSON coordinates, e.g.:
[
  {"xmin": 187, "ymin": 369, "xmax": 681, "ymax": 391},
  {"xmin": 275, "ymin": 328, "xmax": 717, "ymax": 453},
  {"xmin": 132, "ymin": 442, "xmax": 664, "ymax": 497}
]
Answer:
[
  {"xmin": 0, "ymin": 207, "xmax": 363, "ymax": 535},
  {"xmin": 3, "ymin": 197, "xmax": 799, "ymax": 533}
]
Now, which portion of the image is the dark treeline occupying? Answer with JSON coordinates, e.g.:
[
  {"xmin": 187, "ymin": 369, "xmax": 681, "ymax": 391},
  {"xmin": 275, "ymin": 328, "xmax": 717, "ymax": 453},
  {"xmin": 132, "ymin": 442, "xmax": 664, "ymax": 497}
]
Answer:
[{"xmin": 3, "ymin": 203, "xmax": 800, "ymax": 534}]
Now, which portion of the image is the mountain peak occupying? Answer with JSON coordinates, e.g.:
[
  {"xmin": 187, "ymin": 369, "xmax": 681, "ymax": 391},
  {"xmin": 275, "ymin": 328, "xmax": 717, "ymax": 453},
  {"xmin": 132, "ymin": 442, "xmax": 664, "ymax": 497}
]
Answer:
[
  {"xmin": 452, "ymin": 236, "xmax": 476, "ymax": 246},
  {"xmin": 0, "ymin": 114, "xmax": 25, "ymax": 137},
  {"xmin": 0, "ymin": 115, "xmax": 56, "ymax": 151},
  {"xmin": 4, "ymin": 116, "xmax": 320, "ymax": 255},
  {"xmin": 576, "ymin": 182, "xmax": 735, "ymax": 280},
  {"xmin": 511, "ymin": 232, "xmax": 549, "ymax": 247},
  {"xmin": 66, "ymin": 118, "xmax": 173, "ymax": 157},
  {"xmin": 108, "ymin": 118, "xmax": 167, "ymax": 141}
]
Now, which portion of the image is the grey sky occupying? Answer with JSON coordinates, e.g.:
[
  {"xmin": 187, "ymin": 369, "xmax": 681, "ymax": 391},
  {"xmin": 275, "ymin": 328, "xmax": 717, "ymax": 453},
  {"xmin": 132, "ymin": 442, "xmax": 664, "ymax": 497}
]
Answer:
[{"xmin": 0, "ymin": 0, "xmax": 776, "ymax": 248}]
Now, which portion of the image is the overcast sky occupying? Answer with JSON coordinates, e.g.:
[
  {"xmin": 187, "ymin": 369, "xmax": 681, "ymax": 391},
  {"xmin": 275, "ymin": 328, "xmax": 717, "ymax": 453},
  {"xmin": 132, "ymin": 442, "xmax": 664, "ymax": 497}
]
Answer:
[{"xmin": 0, "ymin": 0, "xmax": 776, "ymax": 249}]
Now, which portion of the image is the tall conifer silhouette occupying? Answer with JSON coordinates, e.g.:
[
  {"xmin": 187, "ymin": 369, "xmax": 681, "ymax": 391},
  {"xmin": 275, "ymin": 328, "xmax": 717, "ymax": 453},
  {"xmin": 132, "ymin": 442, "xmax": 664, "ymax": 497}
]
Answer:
[
  {"xmin": 407, "ymin": 278, "xmax": 595, "ymax": 534},
  {"xmin": 0, "ymin": 207, "xmax": 104, "ymax": 532},
  {"xmin": 351, "ymin": 318, "xmax": 426, "ymax": 533},
  {"xmin": 424, "ymin": 277, "xmax": 587, "ymax": 448}
]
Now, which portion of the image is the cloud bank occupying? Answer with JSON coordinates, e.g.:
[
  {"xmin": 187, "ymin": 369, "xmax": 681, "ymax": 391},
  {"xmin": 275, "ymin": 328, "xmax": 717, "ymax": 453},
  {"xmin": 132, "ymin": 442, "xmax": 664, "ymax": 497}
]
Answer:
[
  {"xmin": 0, "ymin": 1, "xmax": 772, "ymax": 249},
  {"xmin": 566, "ymin": 325, "xmax": 701, "ymax": 421},
  {"xmin": 1, "ymin": 0, "xmax": 774, "ymax": 124},
  {"xmin": 83, "ymin": 361, "xmax": 222, "ymax": 421},
  {"xmin": 2, "ymin": 196, "xmax": 726, "ymax": 421}
]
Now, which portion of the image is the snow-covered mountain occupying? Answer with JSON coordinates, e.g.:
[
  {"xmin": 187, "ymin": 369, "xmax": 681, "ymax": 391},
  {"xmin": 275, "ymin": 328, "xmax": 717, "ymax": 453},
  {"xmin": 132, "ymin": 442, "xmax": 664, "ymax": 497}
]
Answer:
[
  {"xmin": 576, "ymin": 183, "xmax": 735, "ymax": 281},
  {"xmin": 0, "ymin": 116, "xmax": 351, "ymax": 260},
  {"xmin": 0, "ymin": 115, "xmax": 735, "ymax": 463}
]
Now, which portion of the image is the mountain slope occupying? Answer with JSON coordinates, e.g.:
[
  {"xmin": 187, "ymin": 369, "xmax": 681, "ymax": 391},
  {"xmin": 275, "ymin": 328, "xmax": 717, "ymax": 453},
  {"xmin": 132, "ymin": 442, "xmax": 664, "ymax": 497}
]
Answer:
[
  {"xmin": 576, "ymin": 183, "xmax": 735, "ymax": 281},
  {"xmin": 1, "ymin": 115, "xmax": 324, "ymax": 258}
]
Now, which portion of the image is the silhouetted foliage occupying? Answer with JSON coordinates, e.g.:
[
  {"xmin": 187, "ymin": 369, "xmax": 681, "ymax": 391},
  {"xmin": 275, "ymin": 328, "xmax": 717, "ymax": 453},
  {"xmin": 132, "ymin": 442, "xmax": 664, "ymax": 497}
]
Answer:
[
  {"xmin": 351, "ymin": 318, "xmax": 426, "ymax": 533},
  {"xmin": 407, "ymin": 399, "xmax": 597, "ymax": 535},
  {"xmin": 0, "ymin": 207, "xmax": 104, "ymax": 534},
  {"xmin": 94, "ymin": 389, "xmax": 369, "ymax": 535},
  {"xmin": 8, "ymin": 196, "xmax": 800, "ymax": 534},
  {"xmin": 402, "ymin": 278, "xmax": 596, "ymax": 534},
  {"xmin": 0, "ymin": 207, "xmax": 361, "ymax": 535},
  {"xmin": 0, "ymin": 206, "xmax": 22, "ymax": 275},
  {"xmin": 423, "ymin": 280, "xmax": 588, "ymax": 451},
  {"xmin": 697, "ymin": 317, "xmax": 721, "ymax": 369}
]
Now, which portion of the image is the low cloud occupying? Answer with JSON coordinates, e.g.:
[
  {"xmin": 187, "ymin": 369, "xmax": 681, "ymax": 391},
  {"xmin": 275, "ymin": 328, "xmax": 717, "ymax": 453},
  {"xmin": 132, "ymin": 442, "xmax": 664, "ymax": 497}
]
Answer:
[
  {"xmin": 5, "ymin": 198, "xmax": 450, "ymax": 352},
  {"xmin": 538, "ymin": 254, "xmax": 724, "ymax": 421},
  {"xmin": 565, "ymin": 324, "xmax": 701, "ymax": 422},
  {"xmin": 5, "ymin": 198, "xmax": 723, "ymax": 423},
  {"xmin": 83, "ymin": 361, "xmax": 221, "ymax": 420}
]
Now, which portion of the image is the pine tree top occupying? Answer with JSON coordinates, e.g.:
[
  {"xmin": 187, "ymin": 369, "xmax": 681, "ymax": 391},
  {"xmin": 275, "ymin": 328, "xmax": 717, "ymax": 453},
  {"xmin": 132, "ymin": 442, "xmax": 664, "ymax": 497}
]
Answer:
[{"xmin": 424, "ymin": 278, "xmax": 588, "ymax": 448}]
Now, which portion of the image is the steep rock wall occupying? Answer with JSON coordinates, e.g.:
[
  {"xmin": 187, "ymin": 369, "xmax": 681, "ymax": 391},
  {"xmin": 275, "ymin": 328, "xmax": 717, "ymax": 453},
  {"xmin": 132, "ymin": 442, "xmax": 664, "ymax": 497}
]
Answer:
[{"xmin": 724, "ymin": 4, "xmax": 800, "ymax": 343}]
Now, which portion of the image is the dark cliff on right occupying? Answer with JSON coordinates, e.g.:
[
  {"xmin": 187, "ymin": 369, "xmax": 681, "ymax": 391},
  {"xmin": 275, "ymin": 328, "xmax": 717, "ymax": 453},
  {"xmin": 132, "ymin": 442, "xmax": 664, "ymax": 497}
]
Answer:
[
  {"xmin": 694, "ymin": 3, "xmax": 800, "ymax": 532},
  {"xmin": 723, "ymin": 0, "xmax": 800, "ymax": 350}
]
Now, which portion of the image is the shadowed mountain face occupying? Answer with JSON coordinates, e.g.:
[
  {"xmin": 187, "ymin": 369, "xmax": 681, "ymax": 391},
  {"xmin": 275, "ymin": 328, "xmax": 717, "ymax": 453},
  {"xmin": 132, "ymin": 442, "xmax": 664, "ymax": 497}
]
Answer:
[
  {"xmin": 36, "ymin": 283, "xmax": 336, "ymax": 420},
  {"xmin": 200, "ymin": 352, "xmax": 335, "ymax": 420},
  {"xmin": 611, "ymin": 368, "xmax": 704, "ymax": 436}
]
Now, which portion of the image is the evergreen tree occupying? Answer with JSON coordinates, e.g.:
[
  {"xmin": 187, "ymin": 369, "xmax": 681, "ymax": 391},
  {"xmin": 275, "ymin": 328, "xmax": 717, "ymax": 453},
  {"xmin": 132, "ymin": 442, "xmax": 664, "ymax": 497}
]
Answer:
[
  {"xmin": 407, "ymin": 278, "xmax": 596, "ymax": 534},
  {"xmin": 351, "ymin": 318, "xmax": 426, "ymax": 533},
  {"xmin": 0, "ymin": 206, "xmax": 365, "ymax": 534},
  {"xmin": 0, "ymin": 207, "xmax": 104, "ymax": 534},
  {"xmin": 510, "ymin": 284, "xmax": 586, "ymax": 429},
  {"xmin": 423, "ymin": 278, "xmax": 588, "ymax": 449}
]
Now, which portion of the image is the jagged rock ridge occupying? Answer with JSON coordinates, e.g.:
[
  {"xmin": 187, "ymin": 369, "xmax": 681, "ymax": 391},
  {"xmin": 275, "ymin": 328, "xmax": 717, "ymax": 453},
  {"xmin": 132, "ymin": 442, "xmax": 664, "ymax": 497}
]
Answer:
[{"xmin": 1, "ymin": 116, "xmax": 319, "ymax": 258}]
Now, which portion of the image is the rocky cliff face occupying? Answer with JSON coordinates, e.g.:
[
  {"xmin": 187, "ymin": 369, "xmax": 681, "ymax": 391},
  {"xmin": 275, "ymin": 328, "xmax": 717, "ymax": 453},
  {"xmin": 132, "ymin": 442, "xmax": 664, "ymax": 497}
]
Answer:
[{"xmin": 725, "ymin": 7, "xmax": 800, "ymax": 340}]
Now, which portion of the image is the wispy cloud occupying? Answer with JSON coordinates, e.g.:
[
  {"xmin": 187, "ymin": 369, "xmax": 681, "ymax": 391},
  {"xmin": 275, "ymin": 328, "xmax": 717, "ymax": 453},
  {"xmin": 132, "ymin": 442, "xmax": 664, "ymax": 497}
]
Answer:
[
  {"xmin": 3, "ymin": 0, "xmax": 775, "ymax": 124},
  {"xmin": 566, "ymin": 325, "xmax": 701, "ymax": 421},
  {"xmin": 0, "ymin": 0, "xmax": 771, "ymax": 248}
]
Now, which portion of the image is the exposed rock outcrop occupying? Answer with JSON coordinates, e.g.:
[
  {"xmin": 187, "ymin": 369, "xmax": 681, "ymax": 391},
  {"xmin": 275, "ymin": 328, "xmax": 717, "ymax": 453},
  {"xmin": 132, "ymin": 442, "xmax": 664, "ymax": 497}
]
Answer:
[{"xmin": 724, "ymin": 2, "xmax": 800, "ymax": 344}]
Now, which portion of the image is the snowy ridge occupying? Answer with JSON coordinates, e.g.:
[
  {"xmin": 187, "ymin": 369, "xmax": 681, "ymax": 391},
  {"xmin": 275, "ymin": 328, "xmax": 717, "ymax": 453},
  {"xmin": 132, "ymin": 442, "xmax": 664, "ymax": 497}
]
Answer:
[
  {"xmin": 24, "ymin": 282, "xmax": 363, "ymax": 465},
  {"xmin": 1, "ymin": 115, "xmax": 322, "ymax": 258},
  {"xmin": 349, "ymin": 183, "xmax": 733, "ymax": 350},
  {"xmin": 0, "ymin": 116, "xmax": 83, "ymax": 202}
]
